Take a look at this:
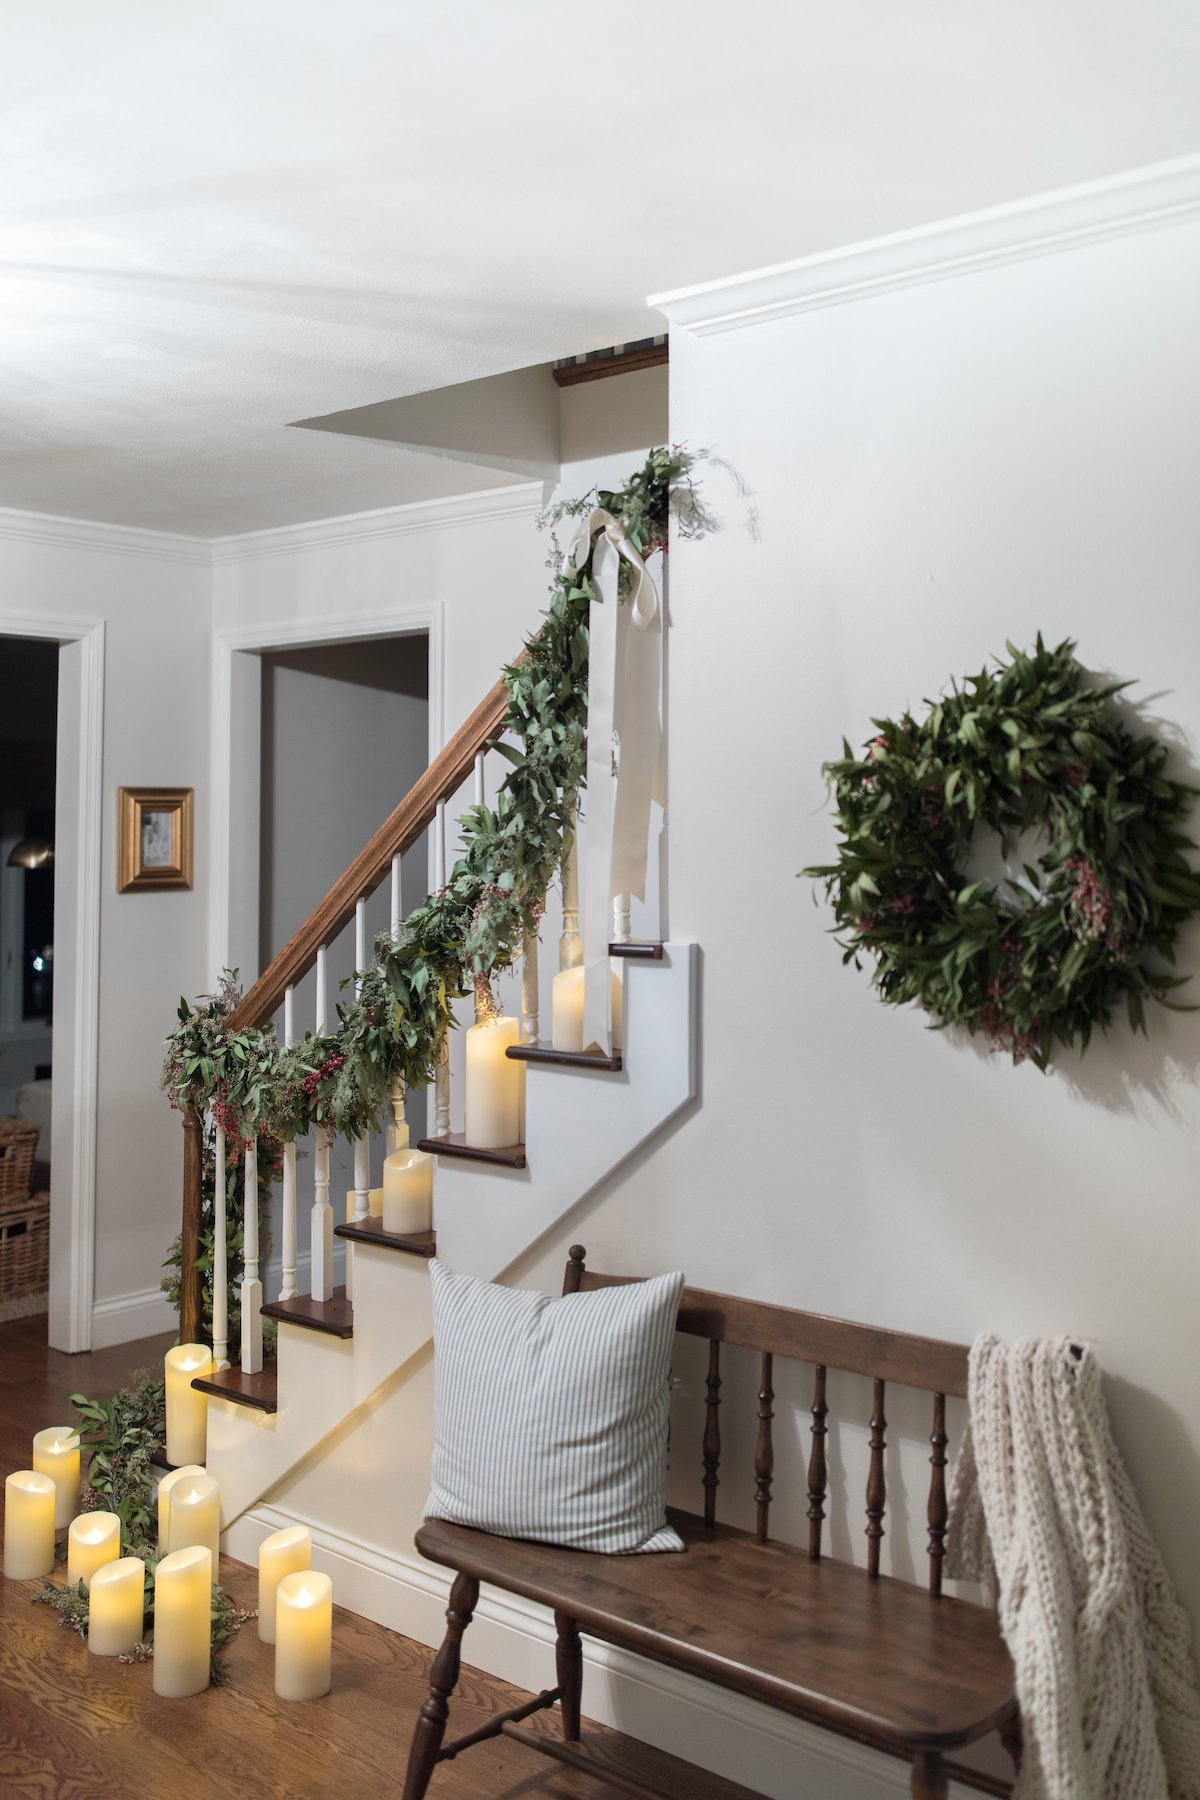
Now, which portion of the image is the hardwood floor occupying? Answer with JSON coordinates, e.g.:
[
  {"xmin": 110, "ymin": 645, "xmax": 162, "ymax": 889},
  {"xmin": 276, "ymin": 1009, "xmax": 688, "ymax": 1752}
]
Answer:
[{"xmin": 0, "ymin": 1317, "xmax": 752, "ymax": 1800}]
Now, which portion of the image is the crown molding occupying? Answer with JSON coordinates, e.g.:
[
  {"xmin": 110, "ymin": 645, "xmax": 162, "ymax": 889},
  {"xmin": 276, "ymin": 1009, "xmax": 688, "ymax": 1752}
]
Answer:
[
  {"xmin": 650, "ymin": 153, "xmax": 1200, "ymax": 336},
  {"xmin": 209, "ymin": 481, "xmax": 545, "ymax": 564},
  {"xmin": 0, "ymin": 506, "xmax": 211, "ymax": 564}
]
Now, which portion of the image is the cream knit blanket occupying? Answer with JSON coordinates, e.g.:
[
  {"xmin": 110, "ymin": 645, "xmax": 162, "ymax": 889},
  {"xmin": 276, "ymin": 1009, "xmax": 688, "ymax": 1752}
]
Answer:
[{"xmin": 946, "ymin": 1335, "xmax": 1200, "ymax": 1800}]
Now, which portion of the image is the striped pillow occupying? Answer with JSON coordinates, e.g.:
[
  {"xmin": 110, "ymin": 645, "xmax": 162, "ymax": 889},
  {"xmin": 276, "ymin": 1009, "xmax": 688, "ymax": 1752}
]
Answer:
[{"xmin": 426, "ymin": 1259, "xmax": 685, "ymax": 1554}]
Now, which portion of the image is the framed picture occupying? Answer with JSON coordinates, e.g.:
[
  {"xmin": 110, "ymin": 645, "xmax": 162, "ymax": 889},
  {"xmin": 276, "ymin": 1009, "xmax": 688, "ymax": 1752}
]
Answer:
[{"xmin": 117, "ymin": 788, "xmax": 194, "ymax": 892}]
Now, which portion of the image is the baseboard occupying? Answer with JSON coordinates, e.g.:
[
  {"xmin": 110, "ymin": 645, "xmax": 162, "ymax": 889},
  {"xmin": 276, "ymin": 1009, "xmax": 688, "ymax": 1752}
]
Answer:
[
  {"xmin": 91, "ymin": 1286, "xmax": 177, "ymax": 1349},
  {"xmin": 224, "ymin": 1505, "xmax": 990, "ymax": 1800}
]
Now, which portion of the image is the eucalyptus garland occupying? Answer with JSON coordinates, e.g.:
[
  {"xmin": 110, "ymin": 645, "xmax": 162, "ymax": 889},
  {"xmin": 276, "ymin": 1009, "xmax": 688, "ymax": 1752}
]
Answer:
[
  {"xmin": 804, "ymin": 637, "xmax": 1200, "ymax": 1068},
  {"xmin": 161, "ymin": 446, "xmax": 719, "ymax": 1147}
]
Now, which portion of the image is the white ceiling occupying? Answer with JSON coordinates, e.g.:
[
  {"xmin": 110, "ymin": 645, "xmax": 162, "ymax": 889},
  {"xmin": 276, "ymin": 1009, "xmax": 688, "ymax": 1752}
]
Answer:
[{"xmin": 3, "ymin": 1, "xmax": 1198, "ymax": 536}]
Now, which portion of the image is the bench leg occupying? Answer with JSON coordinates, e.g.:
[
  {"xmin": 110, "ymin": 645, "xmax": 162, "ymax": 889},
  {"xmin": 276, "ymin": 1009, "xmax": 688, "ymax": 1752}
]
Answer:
[
  {"xmin": 999, "ymin": 1711, "xmax": 1023, "ymax": 1775},
  {"xmin": 910, "ymin": 1751, "xmax": 948, "ymax": 1800},
  {"xmin": 402, "ymin": 1572, "xmax": 480, "ymax": 1800},
  {"xmin": 554, "ymin": 1612, "xmax": 583, "ymax": 1741}
]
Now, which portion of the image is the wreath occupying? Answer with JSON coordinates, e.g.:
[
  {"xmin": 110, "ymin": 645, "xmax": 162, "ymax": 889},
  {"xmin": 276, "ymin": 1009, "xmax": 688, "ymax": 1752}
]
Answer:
[{"xmin": 803, "ymin": 637, "xmax": 1200, "ymax": 1068}]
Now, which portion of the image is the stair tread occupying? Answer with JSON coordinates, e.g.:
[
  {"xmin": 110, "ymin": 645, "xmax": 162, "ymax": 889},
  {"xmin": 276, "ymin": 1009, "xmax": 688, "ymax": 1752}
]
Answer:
[
  {"xmin": 608, "ymin": 940, "xmax": 663, "ymax": 959},
  {"xmin": 417, "ymin": 1132, "xmax": 526, "ymax": 1169},
  {"xmin": 192, "ymin": 1359, "xmax": 279, "ymax": 1414},
  {"xmin": 261, "ymin": 1285, "xmax": 354, "ymax": 1338},
  {"xmin": 506, "ymin": 1044, "xmax": 622, "ymax": 1072},
  {"xmin": 334, "ymin": 1219, "xmax": 437, "ymax": 1257}
]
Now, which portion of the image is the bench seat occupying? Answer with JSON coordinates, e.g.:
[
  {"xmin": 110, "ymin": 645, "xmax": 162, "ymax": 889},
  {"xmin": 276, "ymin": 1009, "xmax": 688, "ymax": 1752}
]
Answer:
[{"xmin": 416, "ymin": 1507, "xmax": 1017, "ymax": 1756}]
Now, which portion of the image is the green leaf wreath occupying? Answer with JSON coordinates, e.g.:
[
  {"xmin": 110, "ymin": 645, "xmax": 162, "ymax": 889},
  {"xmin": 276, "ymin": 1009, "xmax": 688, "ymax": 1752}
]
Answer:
[{"xmin": 804, "ymin": 636, "xmax": 1200, "ymax": 1069}]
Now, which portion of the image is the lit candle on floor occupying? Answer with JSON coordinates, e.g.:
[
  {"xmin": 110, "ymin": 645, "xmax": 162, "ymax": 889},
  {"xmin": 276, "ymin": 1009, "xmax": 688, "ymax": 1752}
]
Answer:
[
  {"xmin": 464, "ymin": 1013, "xmax": 521, "ymax": 1147},
  {"xmin": 551, "ymin": 966, "xmax": 623, "ymax": 1053},
  {"xmin": 166, "ymin": 1472, "xmax": 220, "ymax": 1568},
  {"xmin": 153, "ymin": 1546, "xmax": 212, "ymax": 1697},
  {"xmin": 275, "ymin": 1569, "xmax": 333, "ymax": 1700},
  {"xmin": 157, "ymin": 1463, "xmax": 206, "ymax": 1551},
  {"xmin": 32, "ymin": 1427, "xmax": 81, "ymax": 1529},
  {"xmin": 258, "ymin": 1523, "xmax": 312, "ymax": 1644},
  {"xmin": 88, "ymin": 1556, "xmax": 145, "ymax": 1657},
  {"xmin": 164, "ymin": 1344, "xmax": 213, "ymax": 1466},
  {"xmin": 3, "ymin": 1471, "xmax": 56, "ymax": 1579},
  {"xmin": 67, "ymin": 1511, "xmax": 121, "ymax": 1589}
]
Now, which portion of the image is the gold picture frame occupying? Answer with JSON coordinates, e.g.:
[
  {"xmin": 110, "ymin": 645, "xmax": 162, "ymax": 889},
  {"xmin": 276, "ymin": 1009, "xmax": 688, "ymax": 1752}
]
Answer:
[{"xmin": 117, "ymin": 788, "xmax": 194, "ymax": 892}]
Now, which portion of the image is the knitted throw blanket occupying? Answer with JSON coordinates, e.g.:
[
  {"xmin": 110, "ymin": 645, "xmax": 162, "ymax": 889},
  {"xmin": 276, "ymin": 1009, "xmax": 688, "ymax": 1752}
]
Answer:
[{"xmin": 946, "ymin": 1335, "xmax": 1200, "ymax": 1800}]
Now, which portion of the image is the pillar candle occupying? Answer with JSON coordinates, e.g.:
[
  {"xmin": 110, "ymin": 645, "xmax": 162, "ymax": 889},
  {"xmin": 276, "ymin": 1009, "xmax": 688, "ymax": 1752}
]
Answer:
[
  {"xmin": 382, "ymin": 1147, "xmax": 433, "ymax": 1236},
  {"xmin": 67, "ymin": 1510, "xmax": 121, "ymax": 1590},
  {"xmin": 275, "ymin": 1569, "xmax": 333, "ymax": 1700},
  {"xmin": 258, "ymin": 1523, "xmax": 312, "ymax": 1644},
  {"xmin": 551, "ymin": 966, "xmax": 624, "ymax": 1053},
  {"xmin": 345, "ymin": 1187, "xmax": 386, "ymax": 1224},
  {"xmin": 164, "ymin": 1344, "xmax": 213, "ymax": 1466},
  {"xmin": 157, "ymin": 1463, "xmax": 206, "ymax": 1551},
  {"xmin": 165, "ymin": 1472, "xmax": 220, "ymax": 1567},
  {"xmin": 87, "ymin": 1556, "xmax": 145, "ymax": 1657},
  {"xmin": 3, "ymin": 1470, "xmax": 56, "ymax": 1579},
  {"xmin": 32, "ymin": 1427, "xmax": 81, "ymax": 1529},
  {"xmin": 152, "ymin": 1546, "xmax": 212, "ymax": 1697},
  {"xmin": 464, "ymin": 1013, "xmax": 521, "ymax": 1147}
]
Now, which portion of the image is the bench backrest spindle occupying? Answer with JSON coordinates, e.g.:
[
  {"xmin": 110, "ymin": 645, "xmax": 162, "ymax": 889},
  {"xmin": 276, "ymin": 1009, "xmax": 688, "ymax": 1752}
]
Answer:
[
  {"xmin": 927, "ymin": 1391, "xmax": 949, "ymax": 1598},
  {"xmin": 807, "ymin": 1364, "xmax": 828, "ymax": 1562},
  {"xmin": 866, "ymin": 1378, "xmax": 888, "ymax": 1577},
  {"xmin": 562, "ymin": 1250, "xmax": 970, "ymax": 1588},
  {"xmin": 702, "ymin": 1340, "xmax": 722, "ymax": 1528},
  {"xmin": 754, "ymin": 1353, "xmax": 775, "ymax": 1542}
]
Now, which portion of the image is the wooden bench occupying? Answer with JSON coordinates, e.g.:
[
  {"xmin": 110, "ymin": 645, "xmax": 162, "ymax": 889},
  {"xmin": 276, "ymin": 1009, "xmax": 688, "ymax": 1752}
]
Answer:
[{"xmin": 402, "ymin": 1245, "xmax": 1019, "ymax": 1800}]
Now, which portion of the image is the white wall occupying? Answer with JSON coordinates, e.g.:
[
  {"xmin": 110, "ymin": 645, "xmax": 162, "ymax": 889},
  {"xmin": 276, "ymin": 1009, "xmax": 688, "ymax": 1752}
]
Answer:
[
  {"xmin": 0, "ymin": 523, "xmax": 212, "ymax": 1345},
  {"xmin": 612, "ymin": 219, "xmax": 1200, "ymax": 1628}
]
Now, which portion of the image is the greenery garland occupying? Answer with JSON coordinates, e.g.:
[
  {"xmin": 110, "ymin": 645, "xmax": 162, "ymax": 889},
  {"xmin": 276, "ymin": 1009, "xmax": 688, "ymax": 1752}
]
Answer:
[
  {"xmin": 160, "ymin": 446, "xmax": 717, "ymax": 1148},
  {"xmin": 803, "ymin": 637, "xmax": 1200, "ymax": 1069},
  {"xmin": 33, "ymin": 1370, "xmax": 249, "ymax": 1681}
]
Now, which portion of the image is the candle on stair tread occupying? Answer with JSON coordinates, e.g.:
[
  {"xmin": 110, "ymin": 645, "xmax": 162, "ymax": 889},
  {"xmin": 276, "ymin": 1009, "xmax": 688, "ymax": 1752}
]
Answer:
[
  {"xmin": 550, "ymin": 966, "xmax": 623, "ymax": 1054},
  {"xmin": 164, "ymin": 1344, "xmax": 212, "ymax": 1466},
  {"xmin": 464, "ymin": 1014, "xmax": 521, "ymax": 1147}
]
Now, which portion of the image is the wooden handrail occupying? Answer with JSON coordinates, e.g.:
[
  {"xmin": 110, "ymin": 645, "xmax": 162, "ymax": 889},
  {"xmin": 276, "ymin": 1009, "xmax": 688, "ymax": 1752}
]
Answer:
[{"xmin": 226, "ymin": 667, "xmax": 515, "ymax": 1033}]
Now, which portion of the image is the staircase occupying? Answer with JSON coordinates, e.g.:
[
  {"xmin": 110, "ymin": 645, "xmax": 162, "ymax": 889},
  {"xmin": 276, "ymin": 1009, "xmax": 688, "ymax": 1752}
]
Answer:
[{"xmin": 176, "ymin": 648, "xmax": 697, "ymax": 1533}]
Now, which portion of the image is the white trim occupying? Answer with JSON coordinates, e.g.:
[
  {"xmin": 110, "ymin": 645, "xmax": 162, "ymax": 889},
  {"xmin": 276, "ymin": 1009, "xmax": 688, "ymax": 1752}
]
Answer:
[
  {"xmin": 650, "ymin": 152, "xmax": 1200, "ymax": 335},
  {"xmin": 0, "ymin": 612, "xmax": 104, "ymax": 1352},
  {"xmin": 224, "ymin": 1505, "xmax": 985, "ymax": 1799},
  {"xmin": 208, "ymin": 482, "xmax": 543, "ymax": 564},
  {"xmin": 91, "ymin": 1284, "xmax": 177, "ymax": 1349},
  {"xmin": 208, "ymin": 605, "xmax": 445, "ymax": 983},
  {"xmin": 0, "ymin": 505, "xmax": 210, "ymax": 564}
]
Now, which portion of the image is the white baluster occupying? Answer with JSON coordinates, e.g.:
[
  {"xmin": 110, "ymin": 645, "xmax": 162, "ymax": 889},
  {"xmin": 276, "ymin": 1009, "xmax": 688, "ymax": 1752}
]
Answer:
[
  {"xmin": 521, "ymin": 925, "xmax": 540, "ymax": 1046},
  {"xmin": 561, "ymin": 802, "xmax": 582, "ymax": 970},
  {"xmin": 390, "ymin": 852, "xmax": 402, "ymax": 935},
  {"xmin": 434, "ymin": 1036, "xmax": 451, "ymax": 1141},
  {"xmin": 241, "ymin": 1137, "xmax": 263, "ymax": 1375},
  {"xmin": 310, "ymin": 945, "xmax": 334, "ymax": 1303},
  {"xmin": 347, "ymin": 901, "xmax": 371, "ymax": 1303},
  {"xmin": 212, "ymin": 1118, "xmax": 229, "ymax": 1370},
  {"xmin": 613, "ymin": 893, "xmax": 632, "ymax": 945},
  {"xmin": 433, "ymin": 799, "xmax": 450, "ymax": 1139},
  {"xmin": 474, "ymin": 751, "xmax": 485, "ymax": 811},
  {"xmin": 279, "ymin": 984, "xmax": 298, "ymax": 1301}
]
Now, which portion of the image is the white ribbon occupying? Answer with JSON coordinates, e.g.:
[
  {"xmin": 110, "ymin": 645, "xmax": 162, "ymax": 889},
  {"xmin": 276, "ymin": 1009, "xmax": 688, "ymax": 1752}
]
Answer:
[{"xmin": 566, "ymin": 510, "xmax": 665, "ymax": 1054}]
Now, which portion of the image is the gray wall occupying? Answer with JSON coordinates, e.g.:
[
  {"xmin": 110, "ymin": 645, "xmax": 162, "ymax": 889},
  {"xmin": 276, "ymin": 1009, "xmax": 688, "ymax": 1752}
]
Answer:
[{"xmin": 259, "ymin": 633, "xmax": 429, "ymax": 1282}]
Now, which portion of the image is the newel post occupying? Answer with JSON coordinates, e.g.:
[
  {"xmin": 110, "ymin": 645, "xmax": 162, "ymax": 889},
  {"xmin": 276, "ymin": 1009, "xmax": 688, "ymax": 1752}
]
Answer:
[{"xmin": 180, "ymin": 1104, "xmax": 204, "ymax": 1346}]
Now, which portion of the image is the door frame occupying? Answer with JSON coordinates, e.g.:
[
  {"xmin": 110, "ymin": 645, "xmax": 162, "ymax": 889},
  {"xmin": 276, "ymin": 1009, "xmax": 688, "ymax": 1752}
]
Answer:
[
  {"xmin": 208, "ymin": 603, "xmax": 444, "ymax": 983},
  {"xmin": 0, "ymin": 613, "xmax": 105, "ymax": 1352}
]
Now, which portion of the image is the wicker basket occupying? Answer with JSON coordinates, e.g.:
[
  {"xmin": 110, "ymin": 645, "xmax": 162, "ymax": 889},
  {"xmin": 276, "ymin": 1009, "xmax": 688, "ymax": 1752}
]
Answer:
[
  {"xmin": 0, "ymin": 1189, "xmax": 50, "ymax": 1303},
  {"xmin": 0, "ymin": 1117, "xmax": 38, "ymax": 1206}
]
